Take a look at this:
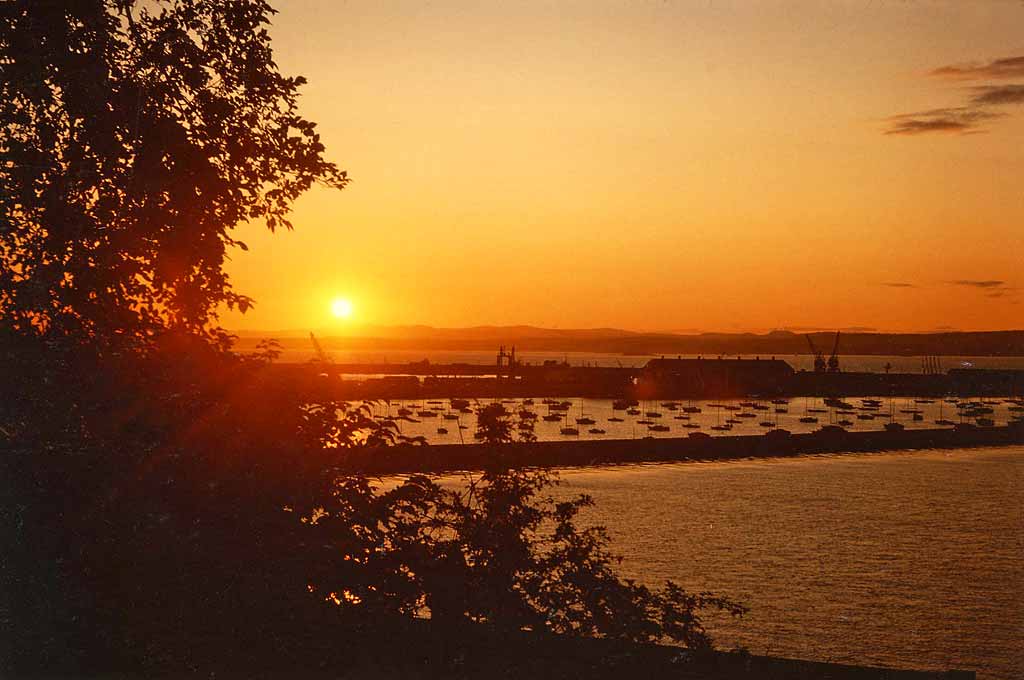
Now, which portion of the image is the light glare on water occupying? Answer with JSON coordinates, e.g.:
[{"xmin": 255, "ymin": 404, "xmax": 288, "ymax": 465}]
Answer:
[{"xmin": 555, "ymin": 447, "xmax": 1023, "ymax": 680}]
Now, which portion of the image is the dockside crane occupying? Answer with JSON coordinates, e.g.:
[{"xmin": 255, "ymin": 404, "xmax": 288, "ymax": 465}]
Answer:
[
  {"xmin": 309, "ymin": 332, "xmax": 333, "ymax": 364},
  {"xmin": 805, "ymin": 334, "xmax": 826, "ymax": 373},
  {"xmin": 827, "ymin": 331, "xmax": 841, "ymax": 373}
]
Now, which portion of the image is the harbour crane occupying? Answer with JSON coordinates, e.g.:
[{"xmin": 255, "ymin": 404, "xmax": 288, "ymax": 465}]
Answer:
[
  {"xmin": 309, "ymin": 332, "xmax": 333, "ymax": 364},
  {"xmin": 805, "ymin": 334, "xmax": 826, "ymax": 373},
  {"xmin": 827, "ymin": 331, "xmax": 841, "ymax": 373}
]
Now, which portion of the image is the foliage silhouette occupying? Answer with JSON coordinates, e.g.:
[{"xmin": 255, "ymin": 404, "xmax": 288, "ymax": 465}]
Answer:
[
  {"xmin": 1, "ymin": 0, "xmax": 345, "ymax": 346},
  {"xmin": 0, "ymin": 1, "xmax": 745, "ymax": 676}
]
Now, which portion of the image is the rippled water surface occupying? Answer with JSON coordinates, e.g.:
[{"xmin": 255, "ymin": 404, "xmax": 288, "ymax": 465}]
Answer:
[{"xmin": 555, "ymin": 447, "xmax": 1023, "ymax": 680}]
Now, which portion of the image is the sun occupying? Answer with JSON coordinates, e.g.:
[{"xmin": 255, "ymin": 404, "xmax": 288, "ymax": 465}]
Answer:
[{"xmin": 331, "ymin": 298, "xmax": 354, "ymax": 319}]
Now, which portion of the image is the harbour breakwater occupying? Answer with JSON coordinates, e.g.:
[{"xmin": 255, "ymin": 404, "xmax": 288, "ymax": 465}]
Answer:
[{"xmin": 338, "ymin": 422, "xmax": 1024, "ymax": 475}]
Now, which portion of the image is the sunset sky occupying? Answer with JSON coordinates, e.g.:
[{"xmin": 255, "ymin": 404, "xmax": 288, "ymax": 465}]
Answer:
[{"xmin": 220, "ymin": 1, "xmax": 1023, "ymax": 334}]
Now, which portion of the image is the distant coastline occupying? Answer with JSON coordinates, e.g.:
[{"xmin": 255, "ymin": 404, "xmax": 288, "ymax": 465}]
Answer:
[{"xmin": 233, "ymin": 327, "xmax": 1024, "ymax": 358}]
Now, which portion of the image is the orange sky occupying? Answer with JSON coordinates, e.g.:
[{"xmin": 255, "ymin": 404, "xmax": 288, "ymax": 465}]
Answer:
[{"xmin": 220, "ymin": 1, "xmax": 1024, "ymax": 334}]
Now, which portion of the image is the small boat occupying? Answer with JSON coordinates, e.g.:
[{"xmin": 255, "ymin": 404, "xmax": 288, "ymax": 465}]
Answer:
[
  {"xmin": 397, "ymin": 407, "xmax": 413, "ymax": 417},
  {"xmin": 588, "ymin": 428, "xmax": 606, "ymax": 435},
  {"xmin": 443, "ymin": 413, "xmax": 459, "ymax": 420},
  {"xmin": 774, "ymin": 408, "xmax": 788, "ymax": 414},
  {"xmin": 837, "ymin": 419, "xmax": 853, "ymax": 427},
  {"xmin": 523, "ymin": 398, "xmax": 534, "ymax": 406},
  {"xmin": 724, "ymin": 405, "xmax": 740, "ymax": 411},
  {"xmin": 648, "ymin": 424, "xmax": 670, "ymax": 432},
  {"xmin": 627, "ymin": 408, "xmax": 642, "ymax": 416},
  {"xmin": 726, "ymin": 418, "xmax": 742, "ymax": 425},
  {"xmin": 976, "ymin": 417, "xmax": 995, "ymax": 427},
  {"xmin": 608, "ymin": 416, "xmax": 624, "ymax": 422},
  {"xmin": 753, "ymin": 404, "xmax": 770, "ymax": 411},
  {"xmin": 418, "ymin": 410, "xmax": 437, "ymax": 418},
  {"xmin": 771, "ymin": 399, "xmax": 789, "ymax": 405},
  {"xmin": 645, "ymin": 411, "xmax": 662, "ymax": 418},
  {"xmin": 710, "ymin": 424, "xmax": 732, "ymax": 431},
  {"xmin": 738, "ymin": 412, "xmax": 756, "ymax": 418},
  {"xmin": 613, "ymin": 399, "xmax": 639, "ymax": 410},
  {"xmin": 935, "ymin": 419, "xmax": 955, "ymax": 426},
  {"xmin": 682, "ymin": 406, "xmax": 702, "ymax": 414},
  {"xmin": 436, "ymin": 427, "xmax": 448, "ymax": 435},
  {"xmin": 542, "ymin": 414, "xmax": 562, "ymax": 422},
  {"xmin": 884, "ymin": 422, "xmax": 904, "ymax": 432},
  {"xmin": 682, "ymin": 423, "xmax": 701, "ymax": 429},
  {"xmin": 576, "ymin": 417, "xmax": 596, "ymax": 425},
  {"xmin": 857, "ymin": 414, "xmax": 874, "ymax": 420},
  {"xmin": 560, "ymin": 426, "xmax": 580, "ymax": 436},
  {"xmin": 799, "ymin": 416, "xmax": 818, "ymax": 424},
  {"xmin": 450, "ymin": 399, "xmax": 470, "ymax": 410},
  {"xmin": 673, "ymin": 414, "xmax": 691, "ymax": 420},
  {"xmin": 759, "ymin": 421, "xmax": 774, "ymax": 428},
  {"xmin": 637, "ymin": 419, "xmax": 654, "ymax": 425},
  {"xmin": 808, "ymin": 408, "xmax": 827, "ymax": 414},
  {"xmin": 912, "ymin": 413, "xmax": 924, "ymax": 421}
]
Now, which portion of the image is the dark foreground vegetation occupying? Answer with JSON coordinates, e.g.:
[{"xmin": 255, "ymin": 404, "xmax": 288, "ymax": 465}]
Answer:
[{"xmin": 0, "ymin": 2, "xmax": 747, "ymax": 676}]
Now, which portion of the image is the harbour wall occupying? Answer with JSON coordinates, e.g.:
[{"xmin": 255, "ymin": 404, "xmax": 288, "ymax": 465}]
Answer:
[{"xmin": 267, "ymin": 363, "xmax": 1024, "ymax": 399}]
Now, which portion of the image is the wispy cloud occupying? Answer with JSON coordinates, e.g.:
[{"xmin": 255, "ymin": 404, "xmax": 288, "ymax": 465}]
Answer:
[
  {"xmin": 881, "ymin": 282, "xmax": 917, "ymax": 288},
  {"xmin": 886, "ymin": 54, "xmax": 1024, "ymax": 136},
  {"xmin": 950, "ymin": 280, "xmax": 1005, "ymax": 288},
  {"xmin": 969, "ymin": 84, "xmax": 1024, "ymax": 106},
  {"xmin": 930, "ymin": 56, "xmax": 1024, "ymax": 80},
  {"xmin": 947, "ymin": 280, "xmax": 1020, "ymax": 300},
  {"xmin": 883, "ymin": 108, "xmax": 1004, "ymax": 136}
]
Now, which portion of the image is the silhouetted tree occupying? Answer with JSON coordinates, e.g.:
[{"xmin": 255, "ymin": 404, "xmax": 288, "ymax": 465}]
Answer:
[
  {"xmin": 1, "ymin": 0, "xmax": 345, "ymax": 348},
  {"xmin": 0, "ymin": 2, "xmax": 746, "ymax": 675},
  {"xmin": 475, "ymin": 401, "xmax": 537, "ymax": 445},
  {"xmin": 0, "ymin": 1, "xmax": 360, "ymax": 672}
]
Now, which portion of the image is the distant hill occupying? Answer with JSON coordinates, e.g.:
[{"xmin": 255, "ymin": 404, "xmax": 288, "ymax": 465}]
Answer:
[{"xmin": 232, "ymin": 326, "xmax": 1024, "ymax": 357}]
